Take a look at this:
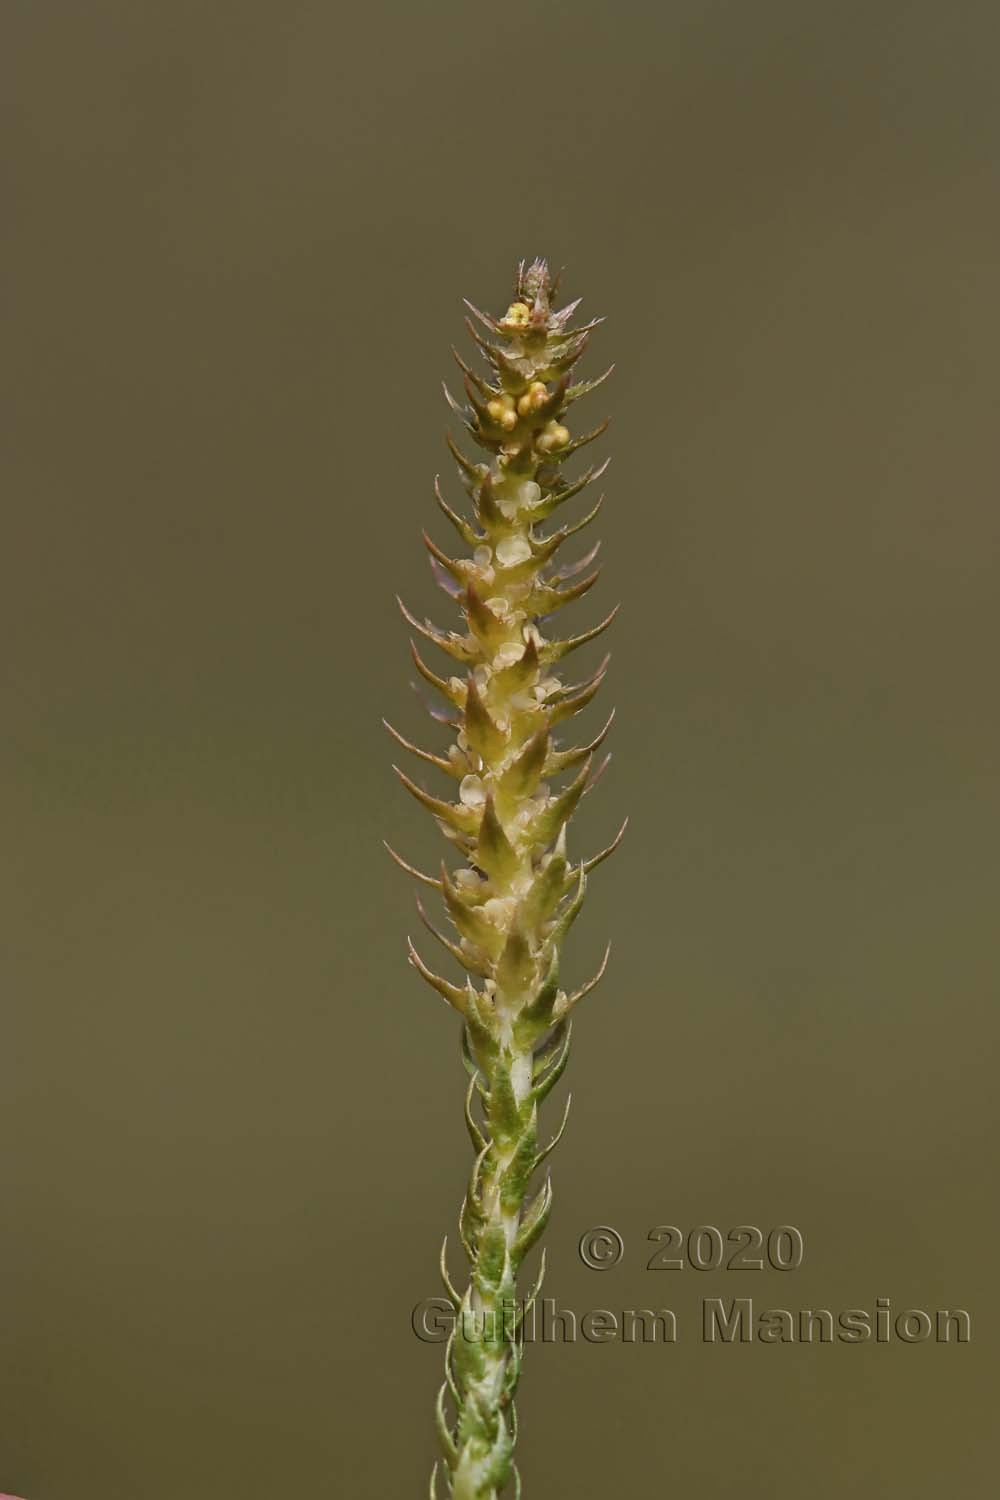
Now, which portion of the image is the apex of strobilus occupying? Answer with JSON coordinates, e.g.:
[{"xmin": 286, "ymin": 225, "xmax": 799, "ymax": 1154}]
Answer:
[{"xmin": 387, "ymin": 258, "xmax": 623, "ymax": 1499}]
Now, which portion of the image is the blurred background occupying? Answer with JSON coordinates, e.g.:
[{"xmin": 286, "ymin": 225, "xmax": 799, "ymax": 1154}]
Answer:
[{"xmin": 3, "ymin": 2, "xmax": 998, "ymax": 1496}]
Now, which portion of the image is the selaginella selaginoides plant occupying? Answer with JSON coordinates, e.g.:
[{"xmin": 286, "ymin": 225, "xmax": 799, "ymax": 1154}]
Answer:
[{"xmin": 386, "ymin": 258, "xmax": 623, "ymax": 1499}]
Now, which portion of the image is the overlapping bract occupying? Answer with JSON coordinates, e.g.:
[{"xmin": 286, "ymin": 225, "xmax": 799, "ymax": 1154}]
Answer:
[{"xmin": 389, "ymin": 259, "xmax": 621, "ymax": 1500}]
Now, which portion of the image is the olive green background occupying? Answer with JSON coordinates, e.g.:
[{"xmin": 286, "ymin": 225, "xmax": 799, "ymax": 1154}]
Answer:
[{"xmin": 3, "ymin": 2, "xmax": 998, "ymax": 1496}]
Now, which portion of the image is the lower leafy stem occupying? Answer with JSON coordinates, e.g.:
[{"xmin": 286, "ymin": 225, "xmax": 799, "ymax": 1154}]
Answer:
[{"xmin": 441, "ymin": 1035, "xmax": 540, "ymax": 1500}]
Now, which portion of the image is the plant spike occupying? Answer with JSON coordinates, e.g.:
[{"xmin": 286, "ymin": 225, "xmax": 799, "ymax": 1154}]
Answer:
[{"xmin": 390, "ymin": 258, "xmax": 620, "ymax": 1499}]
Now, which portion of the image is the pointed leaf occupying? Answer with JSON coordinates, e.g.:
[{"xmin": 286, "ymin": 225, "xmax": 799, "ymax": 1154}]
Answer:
[
  {"xmin": 500, "ymin": 1120, "xmax": 539, "ymax": 1213},
  {"xmin": 422, "ymin": 529, "xmax": 467, "ymax": 585},
  {"xmin": 528, "ymin": 755, "xmax": 591, "ymax": 847},
  {"xmin": 464, "ymin": 316, "xmax": 523, "ymax": 379},
  {"xmin": 383, "ymin": 841, "xmax": 443, "ymax": 890},
  {"xmin": 475, "ymin": 795, "xmax": 519, "ymax": 881},
  {"xmin": 433, "ymin": 475, "xmax": 480, "ymax": 546},
  {"xmin": 392, "ymin": 765, "xmax": 479, "ymax": 835},
  {"xmin": 383, "ymin": 719, "xmax": 457, "ymax": 777},
  {"xmin": 546, "ymin": 662, "xmax": 609, "ymax": 727},
  {"xmin": 560, "ymin": 417, "xmax": 610, "ymax": 459},
  {"xmin": 434, "ymin": 1382, "xmax": 458, "ymax": 1464},
  {"xmin": 531, "ymin": 457, "xmax": 610, "ymax": 518},
  {"xmin": 462, "ymin": 297, "xmax": 503, "ymax": 334},
  {"xmin": 517, "ymin": 846, "xmax": 569, "ymax": 929},
  {"xmin": 583, "ymin": 815, "xmax": 628, "ymax": 873},
  {"xmin": 473, "ymin": 470, "xmax": 507, "ymax": 530},
  {"xmin": 445, "ymin": 430, "xmax": 484, "ymax": 483},
  {"xmin": 534, "ymin": 1093, "xmax": 572, "ymax": 1170},
  {"xmin": 439, "ymin": 1236, "xmax": 462, "ymax": 1310},
  {"xmin": 546, "ymin": 492, "xmax": 605, "ymax": 547},
  {"xmin": 463, "ymin": 987, "xmax": 498, "ymax": 1064},
  {"xmin": 464, "ymin": 582, "xmax": 507, "ymax": 649},
  {"xmin": 529, "ymin": 566, "xmax": 602, "ymax": 617},
  {"xmin": 407, "ymin": 939, "xmax": 467, "ymax": 1013},
  {"xmin": 410, "ymin": 640, "xmax": 466, "ymax": 707},
  {"xmin": 441, "ymin": 864, "xmax": 501, "ymax": 952},
  {"xmin": 451, "ymin": 345, "xmax": 494, "ymax": 396},
  {"xmin": 397, "ymin": 597, "xmax": 473, "ymax": 663},
  {"xmin": 416, "ymin": 895, "xmax": 468, "ymax": 968},
  {"xmin": 463, "ymin": 1073, "xmax": 486, "ymax": 1153},
  {"xmin": 464, "ymin": 676, "xmax": 507, "ymax": 760},
  {"xmin": 531, "ymin": 1020, "xmax": 572, "ymax": 1102},
  {"xmin": 543, "ymin": 603, "xmax": 619, "ymax": 662},
  {"xmin": 514, "ymin": 949, "xmax": 561, "ymax": 1042},
  {"xmin": 565, "ymin": 364, "xmax": 615, "ymax": 404},
  {"xmin": 498, "ymin": 726, "xmax": 549, "ymax": 799},
  {"xmin": 560, "ymin": 942, "xmax": 612, "ymax": 1016},
  {"xmin": 488, "ymin": 1054, "xmax": 522, "ymax": 1146},
  {"xmin": 489, "ymin": 632, "xmax": 541, "ymax": 698},
  {"xmin": 544, "ymin": 709, "xmax": 615, "ymax": 776},
  {"xmin": 496, "ymin": 920, "xmax": 534, "ymax": 997},
  {"xmin": 513, "ymin": 1177, "xmax": 552, "ymax": 1262},
  {"xmin": 547, "ymin": 866, "xmax": 587, "ymax": 948}
]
